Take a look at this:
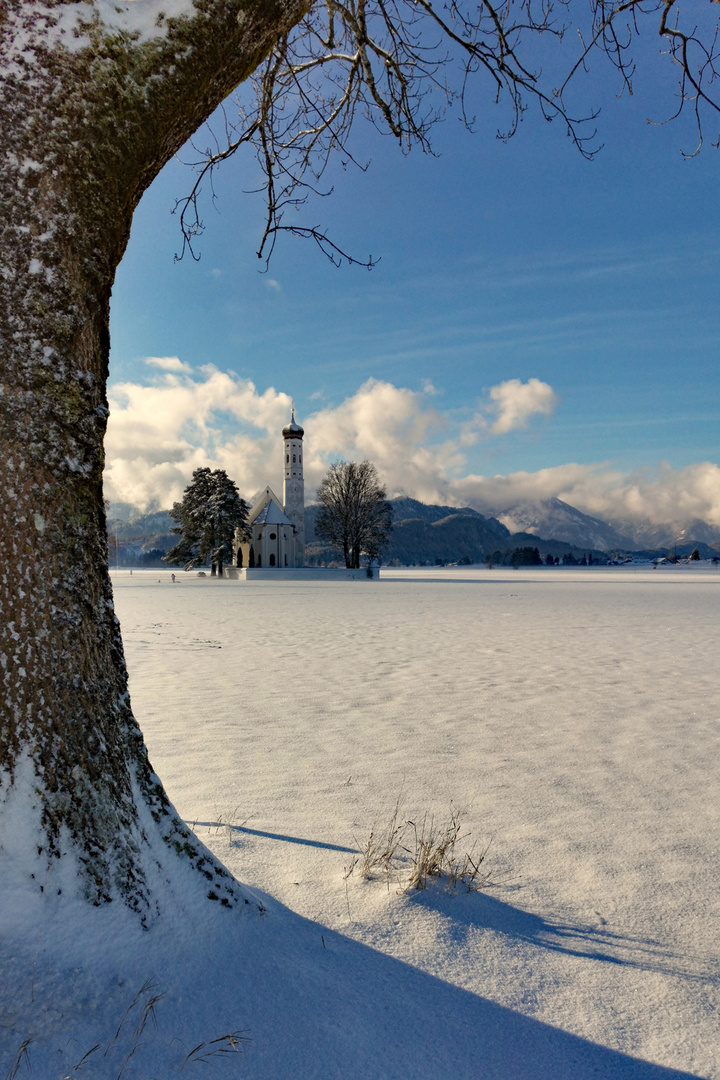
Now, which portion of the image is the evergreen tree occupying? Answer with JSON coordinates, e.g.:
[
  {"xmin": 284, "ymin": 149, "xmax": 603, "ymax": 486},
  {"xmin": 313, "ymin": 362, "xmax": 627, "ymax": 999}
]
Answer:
[
  {"xmin": 208, "ymin": 470, "xmax": 251, "ymax": 575},
  {"xmin": 165, "ymin": 469, "xmax": 249, "ymax": 576},
  {"xmin": 511, "ymin": 546, "xmax": 543, "ymax": 567}
]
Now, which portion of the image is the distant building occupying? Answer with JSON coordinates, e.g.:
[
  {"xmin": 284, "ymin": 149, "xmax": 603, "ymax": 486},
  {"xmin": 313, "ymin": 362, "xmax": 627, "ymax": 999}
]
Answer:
[{"xmin": 233, "ymin": 409, "xmax": 305, "ymax": 568}]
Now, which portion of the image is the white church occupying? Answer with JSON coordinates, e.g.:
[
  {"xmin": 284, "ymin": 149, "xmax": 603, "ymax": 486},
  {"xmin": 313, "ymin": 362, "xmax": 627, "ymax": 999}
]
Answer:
[{"xmin": 233, "ymin": 409, "xmax": 305, "ymax": 569}]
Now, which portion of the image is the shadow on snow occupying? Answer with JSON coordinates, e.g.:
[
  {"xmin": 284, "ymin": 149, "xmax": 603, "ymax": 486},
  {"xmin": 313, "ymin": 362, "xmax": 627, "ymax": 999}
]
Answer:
[
  {"xmin": 190, "ymin": 820, "xmax": 359, "ymax": 854},
  {"xmin": 218, "ymin": 885, "xmax": 710, "ymax": 1080},
  {"xmin": 406, "ymin": 885, "xmax": 719, "ymax": 983}
]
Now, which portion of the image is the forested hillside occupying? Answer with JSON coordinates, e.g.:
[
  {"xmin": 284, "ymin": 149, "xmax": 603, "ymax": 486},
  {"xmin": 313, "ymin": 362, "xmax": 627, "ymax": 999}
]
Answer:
[{"xmin": 305, "ymin": 499, "xmax": 608, "ymax": 566}]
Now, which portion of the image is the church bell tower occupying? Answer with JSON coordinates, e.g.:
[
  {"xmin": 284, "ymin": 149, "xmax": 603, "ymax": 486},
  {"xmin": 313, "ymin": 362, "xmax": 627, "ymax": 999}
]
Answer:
[{"xmin": 282, "ymin": 408, "xmax": 305, "ymax": 566}]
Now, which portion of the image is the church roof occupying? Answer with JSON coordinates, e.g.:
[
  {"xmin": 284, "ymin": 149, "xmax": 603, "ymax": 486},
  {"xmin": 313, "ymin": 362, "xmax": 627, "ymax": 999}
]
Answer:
[
  {"xmin": 246, "ymin": 487, "xmax": 293, "ymax": 529},
  {"xmin": 251, "ymin": 498, "xmax": 292, "ymax": 527}
]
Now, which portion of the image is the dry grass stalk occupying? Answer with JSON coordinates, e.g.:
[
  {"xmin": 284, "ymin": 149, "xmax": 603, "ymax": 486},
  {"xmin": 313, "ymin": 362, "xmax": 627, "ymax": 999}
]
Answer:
[
  {"xmin": 350, "ymin": 801, "xmax": 495, "ymax": 894},
  {"xmin": 406, "ymin": 811, "xmax": 493, "ymax": 893},
  {"xmin": 105, "ymin": 978, "xmax": 160, "ymax": 1053},
  {"xmin": 67, "ymin": 1043, "xmax": 102, "ymax": 1072},
  {"xmin": 10, "ymin": 982, "xmax": 248, "ymax": 1078},
  {"xmin": 211, "ymin": 804, "xmax": 242, "ymax": 835},
  {"xmin": 181, "ymin": 1031, "xmax": 249, "ymax": 1067},
  {"xmin": 357, "ymin": 795, "xmax": 406, "ymax": 879},
  {"xmin": 4, "ymin": 1038, "xmax": 31, "ymax": 1080}
]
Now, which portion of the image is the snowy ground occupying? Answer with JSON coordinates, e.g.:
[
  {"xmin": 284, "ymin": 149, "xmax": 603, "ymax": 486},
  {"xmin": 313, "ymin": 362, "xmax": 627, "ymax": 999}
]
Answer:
[{"xmin": 3, "ymin": 567, "xmax": 719, "ymax": 1078}]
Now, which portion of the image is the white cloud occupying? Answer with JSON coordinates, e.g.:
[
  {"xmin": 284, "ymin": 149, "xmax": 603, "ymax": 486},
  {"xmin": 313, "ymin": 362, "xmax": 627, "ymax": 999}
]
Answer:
[
  {"xmin": 546, "ymin": 461, "xmax": 720, "ymax": 528},
  {"xmin": 105, "ymin": 369, "xmax": 292, "ymax": 507},
  {"xmin": 265, "ymin": 279, "xmax": 282, "ymax": 292},
  {"xmin": 145, "ymin": 356, "xmax": 193, "ymax": 373},
  {"xmin": 103, "ymin": 368, "xmax": 720, "ymax": 529},
  {"xmin": 487, "ymin": 377, "xmax": 558, "ymax": 434},
  {"xmin": 447, "ymin": 462, "xmax": 720, "ymax": 529},
  {"xmin": 304, "ymin": 378, "xmax": 464, "ymax": 504}
]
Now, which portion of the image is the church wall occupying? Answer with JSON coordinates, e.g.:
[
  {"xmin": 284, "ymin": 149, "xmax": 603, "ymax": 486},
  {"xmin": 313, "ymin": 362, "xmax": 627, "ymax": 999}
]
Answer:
[
  {"xmin": 225, "ymin": 566, "xmax": 380, "ymax": 580},
  {"xmin": 249, "ymin": 523, "xmax": 295, "ymax": 568},
  {"xmin": 235, "ymin": 525, "xmax": 299, "ymax": 568}
]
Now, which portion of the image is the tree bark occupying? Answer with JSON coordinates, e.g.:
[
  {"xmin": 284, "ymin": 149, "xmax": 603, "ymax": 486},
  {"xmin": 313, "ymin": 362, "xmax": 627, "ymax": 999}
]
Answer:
[{"xmin": 0, "ymin": 0, "xmax": 307, "ymax": 919}]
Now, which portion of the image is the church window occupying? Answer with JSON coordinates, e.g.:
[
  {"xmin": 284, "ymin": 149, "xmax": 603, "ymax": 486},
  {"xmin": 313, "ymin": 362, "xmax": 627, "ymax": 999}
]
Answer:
[
  {"xmin": 270, "ymin": 532, "xmax": 277, "ymax": 540},
  {"xmin": 286, "ymin": 454, "xmax": 289, "ymax": 463},
  {"xmin": 293, "ymin": 454, "xmax": 296, "ymax": 463},
  {"xmin": 269, "ymin": 553, "xmax": 276, "ymax": 566},
  {"xmin": 299, "ymin": 455, "xmax": 301, "ymax": 463}
]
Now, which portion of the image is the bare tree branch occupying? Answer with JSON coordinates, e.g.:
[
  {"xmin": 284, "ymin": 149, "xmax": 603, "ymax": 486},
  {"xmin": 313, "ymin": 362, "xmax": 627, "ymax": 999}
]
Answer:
[{"xmin": 173, "ymin": 0, "xmax": 720, "ymax": 265}]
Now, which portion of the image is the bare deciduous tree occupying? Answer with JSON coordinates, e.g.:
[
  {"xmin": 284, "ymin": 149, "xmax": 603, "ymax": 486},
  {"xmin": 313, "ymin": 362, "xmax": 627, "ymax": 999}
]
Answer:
[
  {"xmin": 316, "ymin": 461, "xmax": 393, "ymax": 567},
  {"xmin": 1, "ymin": 0, "xmax": 719, "ymax": 919},
  {"xmin": 0, "ymin": 0, "xmax": 309, "ymax": 920}
]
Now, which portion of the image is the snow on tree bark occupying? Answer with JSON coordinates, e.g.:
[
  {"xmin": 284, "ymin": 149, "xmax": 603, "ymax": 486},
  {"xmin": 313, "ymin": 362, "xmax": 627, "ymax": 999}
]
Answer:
[{"xmin": 0, "ymin": 0, "xmax": 307, "ymax": 918}]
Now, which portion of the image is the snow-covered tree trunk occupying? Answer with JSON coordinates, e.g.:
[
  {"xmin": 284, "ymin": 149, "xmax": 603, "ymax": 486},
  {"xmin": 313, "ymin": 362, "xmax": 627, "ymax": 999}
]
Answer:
[{"xmin": 0, "ymin": 0, "xmax": 307, "ymax": 919}]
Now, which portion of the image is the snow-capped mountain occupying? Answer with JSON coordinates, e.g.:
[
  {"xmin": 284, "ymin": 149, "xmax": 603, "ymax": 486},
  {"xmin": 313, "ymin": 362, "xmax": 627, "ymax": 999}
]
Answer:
[
  {"xmin": 474, "ymin": 497, "xmax": 635, "ymax": 552},
  {"xmin": 604, "ymin": 516, "xmax": 720, "ymax": 551}
]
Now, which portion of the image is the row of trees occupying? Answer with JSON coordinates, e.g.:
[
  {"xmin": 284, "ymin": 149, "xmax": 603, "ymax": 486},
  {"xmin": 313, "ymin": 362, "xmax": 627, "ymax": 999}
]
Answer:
[
  {"xmin": 486, "ymin": 547, "xmax": 598, "ymax": 568},
  {"xmin": 406, "ymin": 548, "xmax": 595, "ymax": 568}
]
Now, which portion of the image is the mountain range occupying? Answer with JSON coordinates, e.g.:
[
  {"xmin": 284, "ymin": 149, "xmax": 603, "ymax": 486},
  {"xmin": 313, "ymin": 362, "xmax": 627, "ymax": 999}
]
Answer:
[
  {"xmin": 448, "ymin": 495, "xmax": 720, "ymax": 552},
  {"xmin": 107, "ymin": 495, "xmax": 720, "ymax": 566}
]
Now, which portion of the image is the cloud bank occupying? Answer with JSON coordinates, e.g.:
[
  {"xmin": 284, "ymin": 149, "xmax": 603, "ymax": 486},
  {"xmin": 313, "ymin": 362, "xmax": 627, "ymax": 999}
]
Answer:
[{"xmin": 104, "ymin": 364, "xmax": 720, "ymax": 528}]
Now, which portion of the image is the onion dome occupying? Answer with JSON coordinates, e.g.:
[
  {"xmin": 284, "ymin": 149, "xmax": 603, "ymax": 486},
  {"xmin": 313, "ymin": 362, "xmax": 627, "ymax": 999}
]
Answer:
[{"xmin": 282, "ymin": 408, "xmax": 304, "ymax": 439}]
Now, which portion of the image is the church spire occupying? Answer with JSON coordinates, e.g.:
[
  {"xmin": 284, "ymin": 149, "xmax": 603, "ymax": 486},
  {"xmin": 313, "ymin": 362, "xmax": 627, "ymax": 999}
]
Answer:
[
  {"xmin": 282, "ymin": 407, "xmax": 304, "ymax": 439},
  {"xmin": 282, "ymin": 406, "xmax": 305, "ymax": 566}
]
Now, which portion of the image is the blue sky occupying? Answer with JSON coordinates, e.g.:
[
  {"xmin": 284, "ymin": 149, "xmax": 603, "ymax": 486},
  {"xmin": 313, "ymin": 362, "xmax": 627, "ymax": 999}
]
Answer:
[{"xmin": 106, "ymin": 28, "xmax": 720, "ymax": 524}]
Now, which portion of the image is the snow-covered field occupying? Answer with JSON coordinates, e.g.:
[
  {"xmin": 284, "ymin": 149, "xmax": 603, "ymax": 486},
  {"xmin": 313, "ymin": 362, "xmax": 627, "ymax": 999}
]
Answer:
[{"xmin": 3, "ymin": 567, "xmax": 719, "ymax": 1078}]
